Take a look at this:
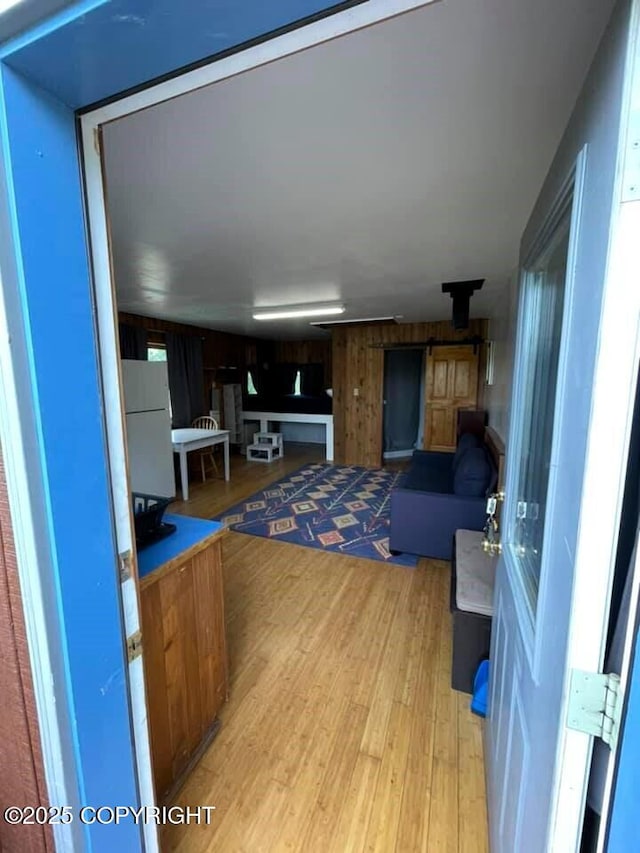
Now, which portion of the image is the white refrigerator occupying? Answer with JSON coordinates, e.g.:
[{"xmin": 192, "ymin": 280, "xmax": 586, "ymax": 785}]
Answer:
[{"xmin": 121, "ymin": 359, "xmax": 176, "ymax": 498}]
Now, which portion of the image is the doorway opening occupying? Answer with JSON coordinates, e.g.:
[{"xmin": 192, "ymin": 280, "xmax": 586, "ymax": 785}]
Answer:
[
  {"xmin": 580, "ymin": 359, "xmax": 640, "ymax": 852},
  {"xmin": 382, "ymin": 348, "xmax": 424, "ymax": 459}
]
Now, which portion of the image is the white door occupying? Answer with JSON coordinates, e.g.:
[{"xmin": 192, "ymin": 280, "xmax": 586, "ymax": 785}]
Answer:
[{"xmin": 486, "ymin": 3, "xmax": 640, "ymax": 850}]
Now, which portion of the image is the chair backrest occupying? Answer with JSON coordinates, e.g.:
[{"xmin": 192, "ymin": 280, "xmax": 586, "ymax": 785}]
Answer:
[{"xmin": 192, "ymin": 416, "xmax": 218, "ymax": 430}]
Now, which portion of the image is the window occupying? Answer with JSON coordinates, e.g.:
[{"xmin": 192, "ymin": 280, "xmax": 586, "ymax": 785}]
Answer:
[
  {"xmin": 293, "ymin": 369, "xmax": 302, "ymax": 396},
  {"xmin": 247, "ymin": 370, "xmax": 258, "ymax": 395},
  {"xmin": 509, "ymin": 202, "xmax": 572, "ymax": 605},
  {"xmin": 146, "ymin": 345, "xmax": 172, "ymax": 418},
  {"xmin": 147, "ymin": 346, "xmax": 167, "ymax": 362}
]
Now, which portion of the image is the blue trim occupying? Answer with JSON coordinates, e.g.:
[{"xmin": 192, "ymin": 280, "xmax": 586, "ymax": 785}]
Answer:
[
  {"xmin": 0, "ymin": 1, "xmax": 108, "ymax": 59},
  {"xmin": 0, "ymin": 65, "xmax": 140, "ymax": 851},
  {"xmin": 607, "ymin": 617, "xmax": 640, "ymax": 850},
  {"xmin": 137, "ymin": 515, "xmax": 224, "ymax": 579},
  {"xmin": 2, "ymin": 0, "xmax": 356, "ymax": 109}
]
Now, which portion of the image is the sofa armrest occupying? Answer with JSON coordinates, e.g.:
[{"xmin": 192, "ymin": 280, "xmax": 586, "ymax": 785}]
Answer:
[{"xmin": 389, "ymin": 488, "xmax": 487, "ymax": 561}]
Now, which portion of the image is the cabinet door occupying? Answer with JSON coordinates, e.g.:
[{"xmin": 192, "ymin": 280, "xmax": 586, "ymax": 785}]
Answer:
[
  {"xmin": 192, "ymin": 541, "xmax": 228, "ymax": 728},
  {"xmin": 424, "ymin": 345, "xmax": 479, "ymax": 451},
  {"xmin": 152, "ymin": 562, "xmax": 202, "ymax": 789},
  {"xmin": 140, "ymin": 581, "xmax": 173, "ymax": 799},
  {"xmin": 141, "ymin": 561, "xmax": 202, "ymax": 800},
  {"xmin": 140, "ymin": 540, "xmax": 228, "ymax": 802}
]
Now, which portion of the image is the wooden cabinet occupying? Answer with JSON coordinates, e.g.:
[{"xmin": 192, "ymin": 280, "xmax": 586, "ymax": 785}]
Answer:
[
  {"xmin": 139, "ymin": 532, "xmax": 228, "ymax": 803},
  {"xmin": 424, "ymin": 345, "xmax": 479, "ymax": 451}
]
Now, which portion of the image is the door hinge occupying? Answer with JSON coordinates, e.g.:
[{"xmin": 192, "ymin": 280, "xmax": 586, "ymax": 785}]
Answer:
[
  {"xmin": 567, "ymin": 670, "xmax": 622, "ymax": 750},
  {"xmin": 126, "ymin": 630, "xmax": 143, "ymax": 663},
  {"xmin": 119, "ymin": 549, "xmax": 133, "ymax": 582}
]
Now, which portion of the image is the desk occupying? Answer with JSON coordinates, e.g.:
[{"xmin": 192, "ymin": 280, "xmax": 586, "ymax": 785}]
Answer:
[
  {"xmin": 171, "ymin": 428, "xmax": 230, "ymax": 501},
  {"xmin": 242, "ymin": 411, "xmax": 334, "ymax": 461}
]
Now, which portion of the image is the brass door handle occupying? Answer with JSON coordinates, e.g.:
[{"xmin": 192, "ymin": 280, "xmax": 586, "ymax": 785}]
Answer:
[{"xmin": 482, "ymin": 491, "xmax": 505, "ymax": 556}]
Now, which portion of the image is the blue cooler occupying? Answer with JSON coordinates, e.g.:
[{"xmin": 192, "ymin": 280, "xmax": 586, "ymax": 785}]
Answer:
[{"xmin": 471, "ymin": 659, "xmax": 490, "ymax": 717}]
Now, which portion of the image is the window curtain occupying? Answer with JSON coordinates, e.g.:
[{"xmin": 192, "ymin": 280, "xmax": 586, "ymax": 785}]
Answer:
[
  {"xmin": 301, "ymin": 363, "xmax": 324, "ymax": 397},
  {"xmin": 118, "ymin": 323, "xmax": 148, "ymax": 360},
  {"xmin": 165, "ymin": 332, "xmax": 204, "ymax": 427},
  {"xmin": 274, "ymin": 363, "xmax": 298, "ymax": 396},
  {"xmin": 383, "ymin": 349, "xmax": 423, "ymax": 452}
]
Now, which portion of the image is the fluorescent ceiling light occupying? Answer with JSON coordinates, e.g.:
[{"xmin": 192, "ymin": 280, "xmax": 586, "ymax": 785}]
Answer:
[
  {"xmin": 253, "ymin": 305, "xmax": 345, "ymax": 321},
  {"xmin": 309, "ymin": 315, "xmax": 400, "ymax": 326}
]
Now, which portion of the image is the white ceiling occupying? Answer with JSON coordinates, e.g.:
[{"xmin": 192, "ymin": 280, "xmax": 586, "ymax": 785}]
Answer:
[{"xmin": 103, "ymin": 0, "xmax": 614, "ymax": 340}]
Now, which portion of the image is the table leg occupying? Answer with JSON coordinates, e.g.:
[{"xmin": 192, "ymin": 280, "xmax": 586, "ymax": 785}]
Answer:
[
  {"xmin": 223, "ymin": 438, "xmax": 230, "ymax": 481},
  {"xmin": 326, "ymin": 419, "xmax": 334, "ymax": 462},
  {"xmin": 179, "ymin": 448, "xmax": 189, "ymax": 501}
]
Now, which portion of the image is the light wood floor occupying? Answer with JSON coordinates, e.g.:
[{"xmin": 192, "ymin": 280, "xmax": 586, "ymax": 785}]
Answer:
[{"xmin": 164, "ymin": 446, "xmax": 488, "ymax": 852}]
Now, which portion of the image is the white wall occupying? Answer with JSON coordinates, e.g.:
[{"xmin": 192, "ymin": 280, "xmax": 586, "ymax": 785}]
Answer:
[
  {"xmin": 280, "ymin": 423, "xmax": 325, "ymax": 444},
  {"xmin": 485, "ymin": 273, "xmax": 518, "ymax": 442}
]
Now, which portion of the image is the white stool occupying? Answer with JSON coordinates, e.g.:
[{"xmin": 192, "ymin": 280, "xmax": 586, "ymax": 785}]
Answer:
[
  {"xmin": 253, "ymin": 432, "xmax": 284, "ymax": 456},
  {"xmin": 247, "ymin": 442, "xmax": 282, "ymax": 463}
]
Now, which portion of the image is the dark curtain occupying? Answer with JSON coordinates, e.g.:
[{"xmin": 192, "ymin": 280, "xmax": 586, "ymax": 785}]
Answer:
[
  {"xmin": 119, "ymin": 323, "xmax": 147, "ymax": 360},
  {"xmin": 301, "ymin": 363, "xmax": 324, "ymax": 397},
  {"xmin": 273, "ymin": 363, "xmax": 298, "ymax": 396},
  {"xmin": 166, "ymin": 332, "xmax": 204, "ymax": 427},
  {"xmin": 383, "ymin": 349, "xmax": 423, "ymax": 453}
]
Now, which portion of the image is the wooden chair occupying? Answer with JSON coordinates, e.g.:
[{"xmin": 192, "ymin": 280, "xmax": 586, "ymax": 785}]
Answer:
[{"xmin": 191, "ymin": 416, "xmax": 220, "ymax": 481}]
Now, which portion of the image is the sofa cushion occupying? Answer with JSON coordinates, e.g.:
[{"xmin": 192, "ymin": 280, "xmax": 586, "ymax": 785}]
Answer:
[
  {"xmin": 453, "ymin": 432, "xmax": 481, "ymax": 472},
  {"xmin": 453, "ymin": 447, "xmax": 492, "ymax": 497},
  {"xmin": 402, "ymin": 451, "xmax": 452, "ymax": 493}
]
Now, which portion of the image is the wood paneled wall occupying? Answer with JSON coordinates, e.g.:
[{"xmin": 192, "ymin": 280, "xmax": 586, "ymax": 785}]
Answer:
[
  {"xmin": 332, "ymin": 320, "xmax": 489, "ymax": 467},
  {"xmin": 274, "ymin": 339, "xmax": 332, "ymax": 385},
  {"xmin": 119, "ymin": 312, "xmax": 333, "ymax": 407}
]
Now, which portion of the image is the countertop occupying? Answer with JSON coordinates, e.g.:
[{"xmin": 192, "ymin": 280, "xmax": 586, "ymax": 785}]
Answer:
[{"xmin": 137, "ymin": 514, "xmax": 225, "ymax": 581}]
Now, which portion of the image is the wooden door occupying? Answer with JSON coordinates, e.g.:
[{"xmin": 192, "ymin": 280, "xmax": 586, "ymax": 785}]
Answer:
[{"xmin": 424, "ymin": 345, "xmax": 479, "ymax": 450}]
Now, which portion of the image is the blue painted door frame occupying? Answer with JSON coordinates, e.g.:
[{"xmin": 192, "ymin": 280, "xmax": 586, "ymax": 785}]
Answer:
[
  {"xmin": 607, "ymin": 612, "xmax": 640, "ymax": 849},
  {"xmin": 0, "ymin": 2, "xmax": 353, "ymax": 850},
  {"xmin": 1, "ymin": 1, "xmax": 638, "ymax": 851}
]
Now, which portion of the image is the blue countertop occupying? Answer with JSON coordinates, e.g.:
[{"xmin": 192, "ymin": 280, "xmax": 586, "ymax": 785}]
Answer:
[{"xmin": 137, "ymin": 514, "xmax": 225, "ymax": 579}]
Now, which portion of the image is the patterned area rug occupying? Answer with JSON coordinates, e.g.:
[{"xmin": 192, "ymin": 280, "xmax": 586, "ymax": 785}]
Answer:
[{"xmin": 215, "ymin": 463, "xmax": 418, "ymax": 568}]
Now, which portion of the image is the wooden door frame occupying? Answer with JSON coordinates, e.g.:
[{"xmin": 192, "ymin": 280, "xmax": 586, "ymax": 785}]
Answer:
[
  {"xmin": 423, "ymin": 343, "xmax": 482, "ymax": 451},
  {"xmin": 381, "ymin": 346, "xmax": 425, "ymax": 461}
]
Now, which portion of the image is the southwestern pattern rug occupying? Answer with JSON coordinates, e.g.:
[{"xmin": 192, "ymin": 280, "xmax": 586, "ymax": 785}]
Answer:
[{"xmin": 215, "ymin": 463, "xmax": 418, "ymax": 568}]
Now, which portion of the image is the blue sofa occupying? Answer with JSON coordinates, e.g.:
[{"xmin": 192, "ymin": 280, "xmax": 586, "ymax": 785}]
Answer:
[{"xmin": 389, "ymin": 434, "xmax": 497, "ymax": 561}]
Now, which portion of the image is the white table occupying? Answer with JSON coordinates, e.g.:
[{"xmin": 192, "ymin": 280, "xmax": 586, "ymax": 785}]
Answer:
[
  {"xmin": 242, "ymin": 411, "xmax": 334, "ymax": 461},
  {"xmin": 171, "ymin": 428, "xmax": 230, "ymax": 501}
]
